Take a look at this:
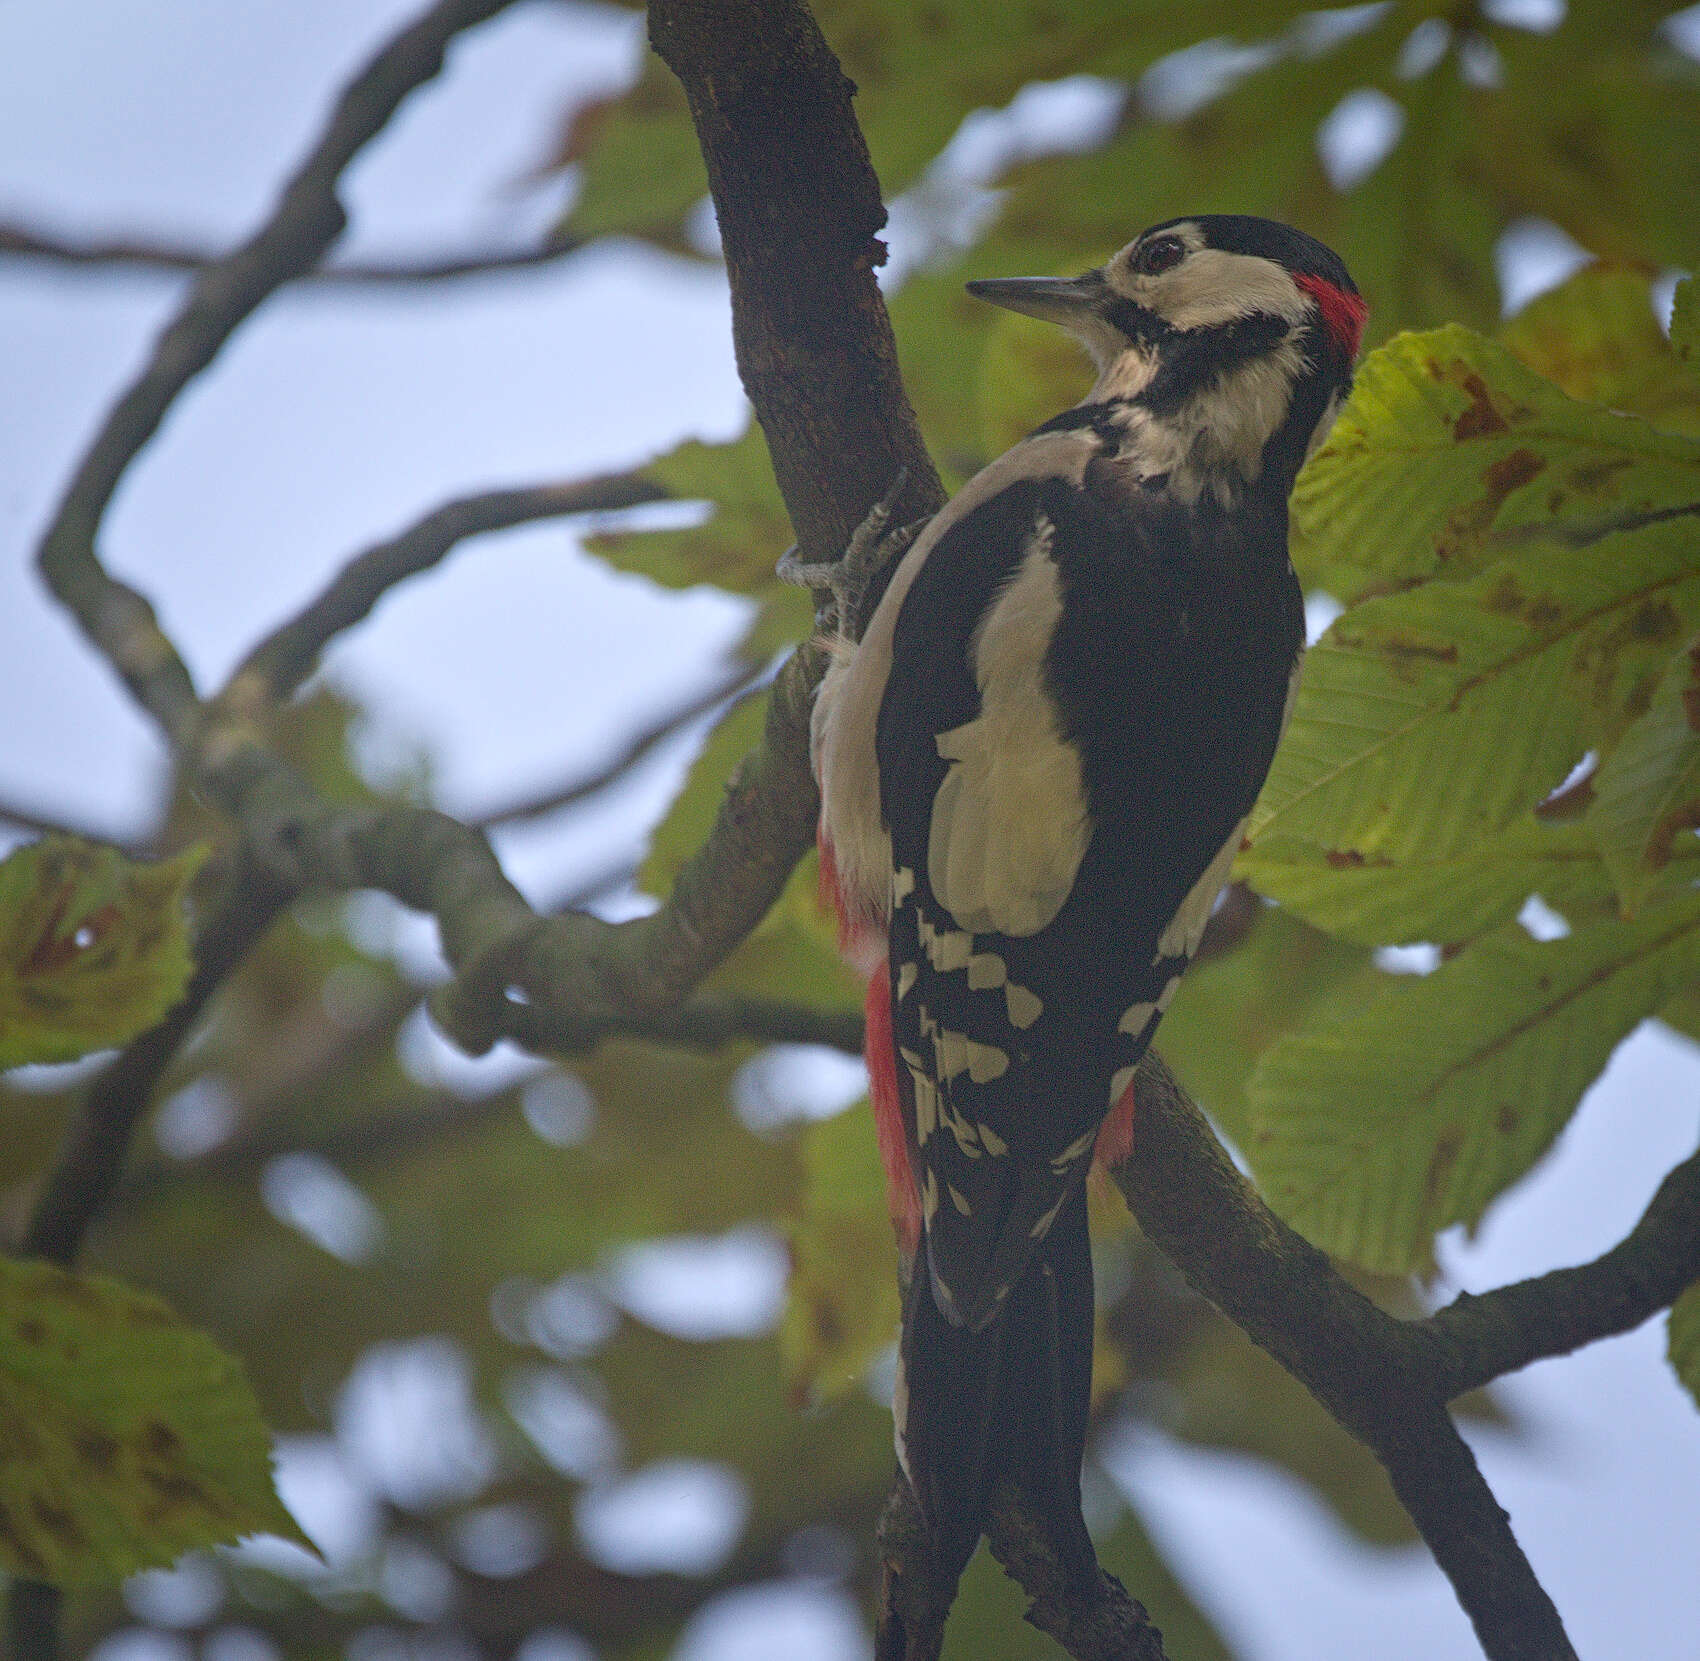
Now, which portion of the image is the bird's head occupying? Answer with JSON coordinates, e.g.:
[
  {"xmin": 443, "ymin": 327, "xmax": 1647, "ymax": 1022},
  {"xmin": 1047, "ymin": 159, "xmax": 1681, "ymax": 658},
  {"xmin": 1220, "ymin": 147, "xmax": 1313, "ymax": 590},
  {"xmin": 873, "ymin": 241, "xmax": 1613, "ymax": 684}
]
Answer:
[{"xmin": 968, "ymin": 215, "xmax": 1365, "ymax": 496}]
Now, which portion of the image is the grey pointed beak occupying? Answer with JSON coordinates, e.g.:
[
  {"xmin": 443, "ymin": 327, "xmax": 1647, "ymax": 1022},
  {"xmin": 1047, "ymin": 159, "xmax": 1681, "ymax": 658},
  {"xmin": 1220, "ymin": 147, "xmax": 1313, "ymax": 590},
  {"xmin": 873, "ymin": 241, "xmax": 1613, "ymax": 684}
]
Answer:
[{"xmin": 965, "ymin": 272, "xmax": 1105, "ymax": 327}]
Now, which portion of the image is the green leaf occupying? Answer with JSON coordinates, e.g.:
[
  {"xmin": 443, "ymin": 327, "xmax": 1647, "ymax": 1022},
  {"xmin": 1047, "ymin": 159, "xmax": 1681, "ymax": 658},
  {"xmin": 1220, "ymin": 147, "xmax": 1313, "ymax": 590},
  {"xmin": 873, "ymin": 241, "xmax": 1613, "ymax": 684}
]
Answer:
[
  {"xmin": 1501, "ymin": 266, "xmax": 1700, "ymax": 435},
  {"xmin": 1479, "ymin": 27, "xmax": 1700, "ymax": 277},
  {"xmin": 0, "ymin": 1258, "xmax": 303, "ymax": 1585},
  {"xmin": 1155, "ymin": 901, "xmax": 1376, "ymax": 1151},
  {"xmin": 1238, "ymin": 817, "xmax": 1617, "ymax": 947},
  {"xmin": 1670, "ymin": 1280, "xmax": 1700, "ymax": 1413},
  {"xmin": 781, "ymin": 1101, "xmax": 901, "ymax": 1404},
  {"xmin": 0, "ymin": 837, "xmax": 206, "ymax": 1070},
  {"xmin": 560, "ymin": 58, "xmax": 708, "ymax": 252},
  {"xmin": 1589, "ymin": 635, "xmax": 1700, "ymax": 907},
  {"xmin": 564, "ymin": 1, "xmax": 1324, "ymax": 248},
  {"xmin": 1253, "ymin": 521, "xmax": 1700, "ymax": 865},
  {"xmin": 1672, "ymin": 276, "xmax": 1699, "ymax": 384},
  {"xmin": 586, "ymin": 424, "xmax": 791, "ymax": 598},
  {"xmin": 1292, "ymin": 326, "xmax": 1700, "ymax": 603},
  {"xmin": 1248, "ymin": 893, "xmax": 1700, "ymax": 1273}
]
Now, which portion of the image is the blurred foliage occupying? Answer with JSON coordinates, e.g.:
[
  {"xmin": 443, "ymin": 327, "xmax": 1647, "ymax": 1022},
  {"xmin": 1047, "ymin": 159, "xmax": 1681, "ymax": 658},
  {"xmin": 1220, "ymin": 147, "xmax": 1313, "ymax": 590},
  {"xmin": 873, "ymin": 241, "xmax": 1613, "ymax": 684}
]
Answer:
[
  {"xmin": 1241, "ymin": 278, "xmax": 1700, "ymax": 1273},
  {"xmin": 0, "ymin": 1258, "xmax": 303, "ymax": 1585},
  {"xmin": 0, "ymin": 836, "xmax": 203, "ymax": 1070},
  {"xmin": 15, "ymin": 1, "xmax": 1700, "ymax": 1658}
]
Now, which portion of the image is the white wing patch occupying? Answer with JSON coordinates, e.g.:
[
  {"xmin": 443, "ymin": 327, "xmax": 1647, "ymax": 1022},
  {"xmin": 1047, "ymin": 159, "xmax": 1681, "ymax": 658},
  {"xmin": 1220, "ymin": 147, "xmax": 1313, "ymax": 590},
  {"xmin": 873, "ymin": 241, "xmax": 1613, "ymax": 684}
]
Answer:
[
  {"xmin": 927, "ymin": 531, "xmax": 1093, "ymax": 938},
  {"xmin": 814, "ymin": 430, "xmax": 1097, "ymax": 930}
]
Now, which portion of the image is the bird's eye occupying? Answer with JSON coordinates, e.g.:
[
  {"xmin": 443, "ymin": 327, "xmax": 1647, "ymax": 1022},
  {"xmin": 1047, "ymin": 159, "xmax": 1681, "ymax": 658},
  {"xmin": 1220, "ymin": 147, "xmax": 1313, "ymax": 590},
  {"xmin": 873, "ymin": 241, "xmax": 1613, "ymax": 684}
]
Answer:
[{"xmin": 1132, "ymin": 235, "xmax": 1186, "ymax": 276}]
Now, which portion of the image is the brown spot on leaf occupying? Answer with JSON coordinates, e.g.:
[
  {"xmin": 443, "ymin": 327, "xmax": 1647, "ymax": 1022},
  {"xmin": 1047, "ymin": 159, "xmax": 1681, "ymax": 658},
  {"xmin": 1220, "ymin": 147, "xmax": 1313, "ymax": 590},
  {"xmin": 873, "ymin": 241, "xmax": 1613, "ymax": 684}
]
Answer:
[
  {"xmin": 1629, "ymin": 600, "xmax": 1680, "ymax": 644},
  {"xmin": 1376, "ymin": 635, "xmax": 1460, "ymax": 666},
  {"xmin": 16, "ymin": 1317, "xmax": 47, "ymax": 1346},
  {"xmin": 1325, "ymin": 849, "xmax": 1367, "ymax": 868},
  {"xmin": 1453, "ymin": 373, "xmax": 1510, "ymax": 440},
  {"xmin": 1495, "ymin": 1105, "xmax": 1520, "ymax": 1138},
  {"xmin": 1436, "ymin": 449, "xmax": 1546, "ymax": 561},
  {"xmin": 1482, "ymin": 571, "xmax": 1566, "ymax": 630},
  {"xmin": 1424, "ymin": 1129, "xmax": 1464, "ymax": 1204},
  {"xmin": 143, "ymin": 1419, "xmax": 183, "ymax": 1460},
  {"xmin": 1485, "ymin": 447, "xmax": 1545, "ymax": 499},
  {"xmin": 31, "ymin": 1495, "xmax": 83, "ymax": 1551},
  {"xmin": 74, "ymin": 1429, "xmax": 119, "ymax": 1472},
  {"xmin": 1567, "ymin": 456, "xmax": 1634, "ymax": 498}
]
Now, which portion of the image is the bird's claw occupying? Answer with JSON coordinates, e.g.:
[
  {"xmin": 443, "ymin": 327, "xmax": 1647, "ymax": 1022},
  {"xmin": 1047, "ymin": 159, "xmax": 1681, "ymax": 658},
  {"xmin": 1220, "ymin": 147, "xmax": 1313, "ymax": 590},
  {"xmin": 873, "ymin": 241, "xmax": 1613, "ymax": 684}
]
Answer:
[{"xmin": 777, "ymin": 468, "xmax": 929, "ymax": 639}]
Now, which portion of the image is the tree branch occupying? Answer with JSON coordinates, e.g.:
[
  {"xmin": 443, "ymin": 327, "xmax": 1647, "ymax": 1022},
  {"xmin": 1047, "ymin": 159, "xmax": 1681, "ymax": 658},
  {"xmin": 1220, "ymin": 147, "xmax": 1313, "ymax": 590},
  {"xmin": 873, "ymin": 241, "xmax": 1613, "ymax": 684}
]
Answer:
[
  {"xmin": 1110, "ymin": 1054, "xmax": 1578, "ymax": 1661},
  {"xmin": 466, "ymin": 659, "xmax": 765, "ymax": 830},
  {"xmin": 647, "ymin": 0, "xmax": 945, "ymax": 567},
  {"xmin": 226, "ymin": 475, "xmax": 671, "ymax": 707},
  {"xmin": 33, "ymin": 0, "xmax": 522, "ymax": 741},
  {"xmin": 1422, "ymin": 1143, "xmax": 1700, "ymax": 1397},
  {"xmin": 0, "ymin": 218, "xmax": 587, "ymax": 284}
]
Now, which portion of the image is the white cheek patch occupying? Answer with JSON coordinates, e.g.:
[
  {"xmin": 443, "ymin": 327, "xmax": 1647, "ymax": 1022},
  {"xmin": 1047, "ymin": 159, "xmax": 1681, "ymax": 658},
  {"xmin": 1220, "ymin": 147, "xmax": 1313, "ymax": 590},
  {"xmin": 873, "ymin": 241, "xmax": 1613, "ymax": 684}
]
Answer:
[
  {"xmin": 1142, "ymin": 249, "xmax": 1310, "ymax": 332},
  {"xmin": 1155, "ymin": 818, "xmax": 1247, "ymax": 963},
  {"xmin": 927, "ymin": 535, "xmax": 1094, "ymax": 937}
]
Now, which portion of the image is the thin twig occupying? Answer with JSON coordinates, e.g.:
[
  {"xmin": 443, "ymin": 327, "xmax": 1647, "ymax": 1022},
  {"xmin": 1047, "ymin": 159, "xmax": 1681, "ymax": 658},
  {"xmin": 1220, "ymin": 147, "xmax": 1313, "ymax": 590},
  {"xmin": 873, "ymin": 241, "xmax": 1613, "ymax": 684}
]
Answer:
[
  {"xmin": 33, "ymin": 0, "xmax": 521, "ymax": 740},
  {"xmin": 226, "ymin": 475, "xmax": 672, "ymax": 708},
  {"xmin": 0, "ymin": 219, "xmax": 586, "ymax": 284},
  {"xmin": 0, "ymin": 793, "xmax": 147, "ymax": 853},
  {"xmin": 468, "ymin": 659, "xmax": 766, "ymax": 829}
]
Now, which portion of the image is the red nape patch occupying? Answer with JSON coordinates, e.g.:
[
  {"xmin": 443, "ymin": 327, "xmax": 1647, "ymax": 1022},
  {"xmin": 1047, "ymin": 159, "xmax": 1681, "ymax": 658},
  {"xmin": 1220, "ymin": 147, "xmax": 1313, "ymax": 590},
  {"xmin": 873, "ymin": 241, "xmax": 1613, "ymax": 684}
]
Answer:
[
  {"xmin": 1092, "ymin": 1073, "xmax": 1138, "ymax": 1172},
  {"xmin": 1295, "ymin": 272, "xmax": 1368, "ymax": 359},
  {"xmin": 865, "ymin": 962, "xmax": 922, "ymax": 1260}
]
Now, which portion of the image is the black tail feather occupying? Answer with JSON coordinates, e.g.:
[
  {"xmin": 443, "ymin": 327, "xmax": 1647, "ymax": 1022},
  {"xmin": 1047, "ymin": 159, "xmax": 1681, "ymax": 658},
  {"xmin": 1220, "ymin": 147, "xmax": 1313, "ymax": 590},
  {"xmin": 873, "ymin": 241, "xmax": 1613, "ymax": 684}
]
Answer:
[{"xmin": 897, "ymin": 1183, "xmax": 1097, "ymax": 1584}]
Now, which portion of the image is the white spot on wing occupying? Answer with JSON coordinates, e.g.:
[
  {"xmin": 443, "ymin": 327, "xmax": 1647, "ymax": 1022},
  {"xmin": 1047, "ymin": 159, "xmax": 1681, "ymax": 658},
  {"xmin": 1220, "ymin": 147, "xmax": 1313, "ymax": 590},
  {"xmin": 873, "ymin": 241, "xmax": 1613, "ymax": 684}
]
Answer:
[
  {"xmin": 1029, "ymin": 1188, "xmax": 1071, "ymax": 1240},
  {"xmin": 1004, "ymin": 982, "xmax": 1043, "ymax": 1029},
  {"xmin": 948, "ymin": 1183, "xmax": 973, "ymax": 1216},
  {"xmin": 893, "ymin": 1351, "xmax": 911, "ymax": 1482},
  {"xmin": 1108, "ymin": 1064, "xmax": 1138, "ymax": 1109},
  {"xmin": 896, "ymin": 962, "xmax": 918, "ymax": 1000},
  {"xmin": 932, "ymin": 1028, "xmax": 1010, "ymax": 1086},
  {"xmin": 1049, "ymin": 1126, "xmax": 1097, "ymax": 1174},
  {"xmin": 966, "ymin": 951, "xmax": 1007, "ymax": 990}
]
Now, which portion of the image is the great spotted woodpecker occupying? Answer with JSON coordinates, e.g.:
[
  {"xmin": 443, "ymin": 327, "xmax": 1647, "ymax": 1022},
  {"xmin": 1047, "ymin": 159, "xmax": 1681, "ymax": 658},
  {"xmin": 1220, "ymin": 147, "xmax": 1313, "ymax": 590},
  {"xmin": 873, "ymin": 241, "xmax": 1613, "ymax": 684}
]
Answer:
[{"xmin": 808, "ymin": 216, "xmax": 1365, "ymax": 1581}]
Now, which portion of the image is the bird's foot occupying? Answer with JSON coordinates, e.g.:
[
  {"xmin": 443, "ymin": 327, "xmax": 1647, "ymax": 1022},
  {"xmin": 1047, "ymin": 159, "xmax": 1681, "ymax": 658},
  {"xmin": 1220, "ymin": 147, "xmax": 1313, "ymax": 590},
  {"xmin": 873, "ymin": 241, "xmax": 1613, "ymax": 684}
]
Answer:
[{"xmin": 778, "ymin": 468, "xmax": 929, "ymax": 639}]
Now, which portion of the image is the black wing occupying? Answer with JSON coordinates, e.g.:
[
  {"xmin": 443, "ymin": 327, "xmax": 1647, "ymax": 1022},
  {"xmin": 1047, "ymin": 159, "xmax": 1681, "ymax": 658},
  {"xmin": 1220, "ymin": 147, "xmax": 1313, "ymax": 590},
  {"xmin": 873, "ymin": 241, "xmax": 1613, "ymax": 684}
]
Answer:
[{"xmin": 877, "ymin": 471, "xmax": 1301, "ymax": 1332}]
